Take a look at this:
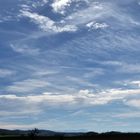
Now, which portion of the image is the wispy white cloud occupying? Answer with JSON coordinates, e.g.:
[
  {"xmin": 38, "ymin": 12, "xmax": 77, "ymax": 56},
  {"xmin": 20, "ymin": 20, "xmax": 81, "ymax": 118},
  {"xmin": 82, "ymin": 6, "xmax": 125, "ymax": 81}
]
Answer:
[
  {"xmin": 122, "ymin": 80, "xmax": 140, "ymax": 88},
  {"xmin": 115, "ymin": 111, "xmax": 140, "ymax": 118},
  {"xmin": 1, "ymin": 87, "xmax": 140, "ymax": 129},
  {"xmin": 66, "ymin": 76, "xmax": 97, "ymax": 87},
  {"xmin": 99, "ymin": 61, "xmax": 123, "ymax": 66},
  {"xmin": 83, "ymin": 68, "xmax": 104, "ymax": 78},
  {"xmin": 65, "ymin": 1, "xmax": 108, "ymax": 25},
  {"xmin": 51, "ymin": 0, "xmax": 72, "ymax": 14},
  {"xmin": 0, "ymin": 15, "xmax": 13, "ymax": 23},
  {"xmin": 21, "ymin": 0, "xmax": 48, "ymax": 10},
  {"xmin": 64, "ymin": 0, "xmax": 140, "ymax": 30},
  {"xmin": 0, "ymin": 110, "xmax": 40, "ymax": 117},
  {"xmin": 33, "ymin": 70, "xmax": 59, "ymax": 76},
  {"xmin": 119, "ymin": 63, "xmax": 140, "ymax": 74},
  {"xmin": 20, "ymin": 10, "xmax": 77, "ymax": 33},
  {"xmin": 20, "ymin": 4, "xmax": 31, "ymax": 11},
  {"xmin": 51, "ymin": 0, "xmax": 91, "ymax": 15},
  {"xmin": 86, "ymin": 21, "xmax": 109, "ymax": 30},
  {"xmin": 99, "ymin": 61, "xmax": 140, "ymax": 74},
  {"xmin": 18, "ymin": 0, "xmax": 140, "ymax": 36},
  {"xmin": 18, "ymin": 1, "xmax": 112, "ymax": 34},
  {"xmin": 130, "ymin": 81, "xmax": 140, "ymax": 87},
  {"xmin": 2, "ymin": 88, "xmax": 140, "ymax": 110},
  {"xmin": 125, "ymin": 99, "xmax": 140, "ymax": 108},
  {"xmin": 10, "ymin": 44, "xmax": 40, "ymax": 55},
  {"xmin": 1, "ymin": 87, "xmax": 140, "ymax": 127},
  {"xmin": 0, "ymin": 69, "xmax": 15, "ymax": 78},
  {"xmin": 7, "ymin": 79, "xmax": 50, "ymax": 93},
  {"xmin": 31, "ymin": 0, "xmax": 48, "ymax": 8}
]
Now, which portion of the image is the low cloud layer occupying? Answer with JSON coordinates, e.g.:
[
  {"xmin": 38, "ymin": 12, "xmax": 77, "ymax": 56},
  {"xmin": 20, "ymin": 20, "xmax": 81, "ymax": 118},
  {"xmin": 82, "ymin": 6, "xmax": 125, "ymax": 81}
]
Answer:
[{"xmin": 1, "ymin": 87, "xmax": 140, "ymax": 116}]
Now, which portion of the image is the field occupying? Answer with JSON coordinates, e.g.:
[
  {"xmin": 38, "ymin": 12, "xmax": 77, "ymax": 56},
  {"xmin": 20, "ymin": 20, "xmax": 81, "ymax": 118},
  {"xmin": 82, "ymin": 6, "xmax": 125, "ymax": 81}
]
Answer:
[{"xmin": 1, "ymin": 134, "xmax": 140, "ymax": 140}]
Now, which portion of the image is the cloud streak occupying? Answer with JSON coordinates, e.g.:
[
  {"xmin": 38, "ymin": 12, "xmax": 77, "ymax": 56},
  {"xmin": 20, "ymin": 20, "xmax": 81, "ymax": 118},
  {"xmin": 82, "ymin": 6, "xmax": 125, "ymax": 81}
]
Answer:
[
  {"xmin": 0, "ymin": 69, "xmax": 15, "ymax": 78},
  {"xmin": 7, "ymin": 79, "xmax": 50, "ymax": 93},
  {"xmin": 20, "ymin": 10, "xmax": 77, "ymax": 33},
  {"xmin": 2, "ymin": 88, "xmax": 140, "ymax": 112}
]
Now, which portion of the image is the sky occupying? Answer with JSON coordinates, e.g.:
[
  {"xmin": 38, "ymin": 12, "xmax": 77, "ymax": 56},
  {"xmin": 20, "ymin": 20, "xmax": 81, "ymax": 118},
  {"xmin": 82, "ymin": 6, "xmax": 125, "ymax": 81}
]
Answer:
[{"xmin": 0, "ymin": 0, "xmax": 140, "ymax": 132}]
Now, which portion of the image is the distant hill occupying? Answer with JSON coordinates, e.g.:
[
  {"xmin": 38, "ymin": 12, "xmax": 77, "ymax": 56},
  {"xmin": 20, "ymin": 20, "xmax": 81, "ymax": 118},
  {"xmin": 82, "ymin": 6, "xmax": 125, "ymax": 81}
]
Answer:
[
  {"xmin": 1, "ymin": 129, "xmax": 140, "ymax": 140},
  {"xmin": 0, "ymin": 129, "xmax": 140, "ymax": 137},
  {"xmin": 0, "ymin": 129, "xmax": 85, "ymax": 136}
]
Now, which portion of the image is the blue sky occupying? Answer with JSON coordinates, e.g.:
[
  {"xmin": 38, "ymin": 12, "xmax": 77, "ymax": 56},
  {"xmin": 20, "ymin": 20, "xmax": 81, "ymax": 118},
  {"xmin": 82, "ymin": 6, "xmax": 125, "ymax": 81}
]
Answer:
[{"xmin": 0, "ymin": 0, "xmax": 140, "ymax": 132}]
